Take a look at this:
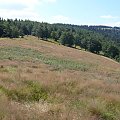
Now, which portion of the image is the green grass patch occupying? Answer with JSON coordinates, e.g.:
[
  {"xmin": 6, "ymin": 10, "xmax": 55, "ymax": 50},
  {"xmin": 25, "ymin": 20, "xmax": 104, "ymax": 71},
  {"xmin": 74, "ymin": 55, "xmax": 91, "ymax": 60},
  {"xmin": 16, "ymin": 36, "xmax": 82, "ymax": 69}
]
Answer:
[
  {"xmin": 70, "ymin": 100, "xmax": 87, "ymax": 109},
  {"xmin": 0, "ymin": 66, "xmax": 17, "ymax": 73},
  {"xmin": 89, "ymin": 106, "xmax": 116, "ymax": 120},
  {"xmin": 0, "ymin": 112, "xmax": 5, "ymax": 120},
  {"xmin": 88, "ymin": 100, "xmax": 120, "ymax": 120},
  {"xmin": 0, "ymin": 81, "xmax": 48, "ymax": 102},
  {"xmin": 67, "ymin": 98, "xmax": 120, "ymax": 120},
  {"xmin": 0, "ymin": 47, "xmax": 90, "ymax": 71}
]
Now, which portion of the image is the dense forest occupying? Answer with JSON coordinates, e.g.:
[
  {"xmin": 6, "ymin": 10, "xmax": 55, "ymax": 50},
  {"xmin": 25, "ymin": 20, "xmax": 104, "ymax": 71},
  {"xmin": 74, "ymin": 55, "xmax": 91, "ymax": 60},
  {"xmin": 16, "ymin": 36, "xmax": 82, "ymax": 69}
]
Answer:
[{"xmin": 0, "ymin": 18, "xmax": 120, "ymax": 62}]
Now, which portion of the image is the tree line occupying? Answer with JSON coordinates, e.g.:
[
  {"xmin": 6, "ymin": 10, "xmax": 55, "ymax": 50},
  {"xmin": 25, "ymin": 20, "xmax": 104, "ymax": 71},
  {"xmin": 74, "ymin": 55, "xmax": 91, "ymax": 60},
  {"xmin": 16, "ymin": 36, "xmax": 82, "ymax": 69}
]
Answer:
[{"xmin": 0, "ymin": 18, "xmax": 120, "ymax": 62}]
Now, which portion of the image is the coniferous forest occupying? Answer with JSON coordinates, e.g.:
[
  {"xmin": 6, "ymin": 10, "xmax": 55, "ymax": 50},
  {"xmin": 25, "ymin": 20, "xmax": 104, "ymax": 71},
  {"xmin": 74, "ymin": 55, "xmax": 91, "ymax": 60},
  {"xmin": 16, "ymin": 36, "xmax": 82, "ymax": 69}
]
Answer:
[{"xmin": 0, "ymin": 18, "xmax": 120, "ymax": 62}]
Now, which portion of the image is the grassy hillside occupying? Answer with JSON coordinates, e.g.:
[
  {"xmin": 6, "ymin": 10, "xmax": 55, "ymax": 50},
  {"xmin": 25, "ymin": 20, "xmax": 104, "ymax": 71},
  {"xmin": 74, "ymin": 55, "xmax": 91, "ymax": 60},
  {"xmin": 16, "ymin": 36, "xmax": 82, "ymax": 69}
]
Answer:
[{"xmin": 0, "ymin": 36, "xmax": 120, "ymax": 120}]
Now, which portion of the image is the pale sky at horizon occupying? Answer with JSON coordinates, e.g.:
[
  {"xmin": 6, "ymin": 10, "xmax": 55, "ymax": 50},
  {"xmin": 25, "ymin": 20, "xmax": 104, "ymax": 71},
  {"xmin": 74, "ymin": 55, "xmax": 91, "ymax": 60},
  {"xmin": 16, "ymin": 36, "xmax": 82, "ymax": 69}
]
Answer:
[{"xmin": 0, "ymin": 0, "xmax": 120, "ymax": 26}]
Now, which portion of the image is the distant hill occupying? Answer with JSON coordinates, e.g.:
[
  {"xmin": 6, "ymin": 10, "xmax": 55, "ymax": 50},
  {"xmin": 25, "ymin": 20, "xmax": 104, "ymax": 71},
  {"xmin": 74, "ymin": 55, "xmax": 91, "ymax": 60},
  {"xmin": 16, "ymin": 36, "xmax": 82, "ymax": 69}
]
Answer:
[
  {"xmin": 54, "ymin": 23, "xmax": 120, "ymax": 45},
  {"xmin": 0, "ymin": 18, "xmax": 120, "ymax": 61}
]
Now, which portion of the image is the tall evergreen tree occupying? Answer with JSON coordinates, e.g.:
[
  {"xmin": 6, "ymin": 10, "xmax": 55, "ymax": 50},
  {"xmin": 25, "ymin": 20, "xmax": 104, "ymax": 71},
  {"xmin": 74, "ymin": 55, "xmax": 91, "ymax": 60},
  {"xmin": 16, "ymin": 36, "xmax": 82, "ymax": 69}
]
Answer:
[
  {"xmin": 60, "ymin": 32, "xmax": 74, "ymax": 47},
  {"xmin": 74, "ymin": 34, "xmax": 81, "ymax": 48},
  {"xmin": 88, "ymin": 40, "xmax": 102, "ymax": 54}
]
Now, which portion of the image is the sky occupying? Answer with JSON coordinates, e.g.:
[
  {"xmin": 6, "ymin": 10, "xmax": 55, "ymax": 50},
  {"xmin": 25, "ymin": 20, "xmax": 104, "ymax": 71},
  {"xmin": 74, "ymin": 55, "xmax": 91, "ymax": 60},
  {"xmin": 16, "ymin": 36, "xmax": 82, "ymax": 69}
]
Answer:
[{"xmin": 0, "ymin": 0, "xmax": 120, "ymax": 26}]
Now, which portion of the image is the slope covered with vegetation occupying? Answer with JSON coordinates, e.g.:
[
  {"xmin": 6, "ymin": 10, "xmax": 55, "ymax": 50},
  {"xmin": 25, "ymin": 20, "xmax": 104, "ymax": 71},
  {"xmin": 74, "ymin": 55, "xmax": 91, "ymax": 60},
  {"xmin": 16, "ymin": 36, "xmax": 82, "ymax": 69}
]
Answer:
[
  {"xmin": 0, "ymin": 18, "xmax": 120, "ymax": 62},
  {"xmin": 0, "ymin": 36, "xmax": 120, "ymax": 120}
]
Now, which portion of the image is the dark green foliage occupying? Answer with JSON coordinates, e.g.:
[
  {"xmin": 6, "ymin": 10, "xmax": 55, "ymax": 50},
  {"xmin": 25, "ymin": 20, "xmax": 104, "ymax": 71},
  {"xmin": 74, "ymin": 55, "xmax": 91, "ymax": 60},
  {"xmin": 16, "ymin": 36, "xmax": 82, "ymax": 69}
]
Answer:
[
  {"xmin": 0, "ymin": 24, "xmax": 4, "ymax": 37},
  {"xmin": 60, "ymin": 32, "xmax": 74, "ymax": 47},
  {"xmin": 42, "ymin": 25, "xmax": 49, "ymax": 40},
  {"xmin": 11, "ymin": 27, "xmax": 19, "ymax": 38},
  {"xmin": 80, "ymin": 39, "xmax": 88, "ymax": 50},
  {"xmin": 36, "ymin": 24, "xmax": 49, "ymax": 40},
  {"xmin": 74, "ymin": 33, "xmax": 81, "ymax": 48},
  {"xmin": 51, "ymin": 31, "xmax": 59, "ymax": 41},
  {"xmin": 88, "ymin": 40, "xmax": 102, "ymax": 54},
  {"xmin": 37, "ymin": 25, "xmax": 43, "ymax": 39},
  {"xmin": 104, "ymin": 45, "xmax": 119, "ymax": 59}
]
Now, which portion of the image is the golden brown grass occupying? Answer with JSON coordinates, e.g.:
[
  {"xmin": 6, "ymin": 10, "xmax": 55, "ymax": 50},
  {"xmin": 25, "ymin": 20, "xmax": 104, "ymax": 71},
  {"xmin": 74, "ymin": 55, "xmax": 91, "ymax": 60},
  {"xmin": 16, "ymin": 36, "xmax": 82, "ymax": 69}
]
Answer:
[{"xmin": 0, "ymin": 36, "xmax": 120, "ymax": 120}]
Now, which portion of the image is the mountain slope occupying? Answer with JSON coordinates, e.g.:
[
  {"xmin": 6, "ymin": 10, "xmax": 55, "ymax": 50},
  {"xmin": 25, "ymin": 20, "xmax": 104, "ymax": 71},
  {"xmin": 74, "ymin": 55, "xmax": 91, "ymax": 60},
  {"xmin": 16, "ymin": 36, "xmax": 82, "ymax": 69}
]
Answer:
[
  {"xmin": 0, "ymin": 36, "xmax": 120, "ymax": 120},
  {"xmin": 1, "ymin": 18, "xmax": 120, "ymax": 61}
]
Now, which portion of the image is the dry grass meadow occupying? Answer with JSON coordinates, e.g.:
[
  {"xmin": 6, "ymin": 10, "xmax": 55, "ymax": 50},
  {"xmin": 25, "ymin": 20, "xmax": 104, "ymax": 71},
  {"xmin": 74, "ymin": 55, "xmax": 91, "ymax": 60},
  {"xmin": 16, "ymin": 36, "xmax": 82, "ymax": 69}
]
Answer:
[{"xmin": 0, "ymin": 36, "xmax": 120, "ymax": 120}]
